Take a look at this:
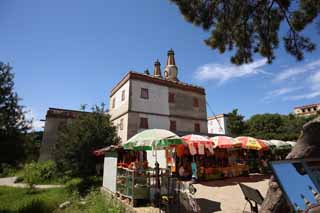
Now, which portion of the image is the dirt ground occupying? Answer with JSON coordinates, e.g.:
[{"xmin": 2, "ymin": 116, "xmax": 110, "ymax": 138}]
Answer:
[{"xmin": 193, "ymin": 174, "xmax": 270, "ymax": 213}]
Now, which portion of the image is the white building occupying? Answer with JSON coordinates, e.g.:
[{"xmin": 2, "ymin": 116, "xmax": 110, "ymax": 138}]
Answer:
[
  {"xmin": 207, "ymin": 114, "xmax": 229, "ymax": 135},
  {"xmin": 109, "ymin": 49, "xmax": 208, "ymax": 143},
  {"xmin": 294, "ymin": 103, "xmax": 320, "ymax": 117}
]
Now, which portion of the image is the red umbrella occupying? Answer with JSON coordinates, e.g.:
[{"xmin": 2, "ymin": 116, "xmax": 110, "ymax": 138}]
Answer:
[
  {"xmin": 182, "ymin": 134, "xmax": 214, "ymax": 155},
  {"xmin": 211, "ymin": 136, "xmax": 241, "ymax": 149}
]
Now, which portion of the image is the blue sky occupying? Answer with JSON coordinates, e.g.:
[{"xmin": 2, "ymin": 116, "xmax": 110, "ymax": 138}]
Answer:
[{"xmin": 1, "ymin": 0, "xmax": 319, "ymax": 130}]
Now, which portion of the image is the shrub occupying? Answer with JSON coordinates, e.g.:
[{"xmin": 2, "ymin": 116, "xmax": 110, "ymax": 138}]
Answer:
[
  {"xmin": 23, "ymin": 162, "xmax": 41, "ymax": 190},
  {"xmin": 65, "ymin": 178, "xmax": 83, "ymax": 194},
  {"xmin": 38, "ymin": 160, "xmax": 58, "ymax": 182},
  {"xmin": 0, "ymin": 163, "xmax": 17, "ymax": 177}
]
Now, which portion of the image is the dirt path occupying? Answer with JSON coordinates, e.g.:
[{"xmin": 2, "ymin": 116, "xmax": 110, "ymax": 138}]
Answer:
[
  {"xmin": 0, "ymin": 176, "xmax": 64, "ymax": 189},
  {"xmin": 194, "ymin": 174, "xmax": 270, "ymax": 213}
]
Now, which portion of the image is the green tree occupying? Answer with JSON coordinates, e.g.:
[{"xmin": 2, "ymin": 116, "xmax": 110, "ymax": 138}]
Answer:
[
  {"xmin": 0, "ymin": 62, "xmax": 30, "ymax": 167},
  {"xmin": 53, "ymin": 104, "xmax": 119, "ymax": 177},
  {"xmin": 170, "ymin": 0, "xmax": 319, "ymax": 64},
  {"xmin": 246, "ymin": 113, "xmax": 284, "ymax": 139},
  {"xmin": 226, "ymin": 109, "xmax": 246, "ymax": 137}
]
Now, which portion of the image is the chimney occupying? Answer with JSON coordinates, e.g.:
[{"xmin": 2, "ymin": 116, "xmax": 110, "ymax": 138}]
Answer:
[{"xmin": 153, "ymin": 59, "xmax": 161, "ymax": 78}]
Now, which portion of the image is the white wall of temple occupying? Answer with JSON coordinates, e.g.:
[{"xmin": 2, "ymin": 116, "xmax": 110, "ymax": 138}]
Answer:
[
  {"xmin": 109, "ymin": 81, "xmax": 130, "ymax": 120},
  {"xmin": 208, "ymin": 116, "xmax": 228, "ymax": 135},
  {"xmin": 137, "ymin": 113, "xmax": 169, "ymax": 132},
  {"xmin": 112, "ymin": 113, "xmax": 128, "ymax": 143},
  {"xmin": 130, "ymin": 79, "xmax": 169, "ymax": 115}
]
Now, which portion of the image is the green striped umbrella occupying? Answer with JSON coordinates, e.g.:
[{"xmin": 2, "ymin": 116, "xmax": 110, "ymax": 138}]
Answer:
[{"xmin": 122, "ymin": 129, "xmax": 182, "ymax": 151}]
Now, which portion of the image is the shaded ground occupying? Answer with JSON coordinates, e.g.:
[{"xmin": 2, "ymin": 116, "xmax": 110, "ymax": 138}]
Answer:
[
  {"xmin": 0, "ymin": 177, "xmax": 63, "ymax": 189},
  {"xmin": 194, "ymin": 174, "xmax": 270, "ymax": 213}
]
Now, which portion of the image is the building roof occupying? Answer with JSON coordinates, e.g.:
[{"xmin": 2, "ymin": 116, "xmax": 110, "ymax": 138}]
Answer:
[
  {"xmin": 46, "ymin": 107, "xmax": 91, "ymax": 119},
  {"xmin": 110, "ymin": 71, "xmax": 205, "ymax": 97},
  {"xmin": 294, "ymin": 103, "xmax": 320, "ymax": 109},
  {"xmin": 208, "ymin": 114, "xmax": 228, "ymax": 120}
]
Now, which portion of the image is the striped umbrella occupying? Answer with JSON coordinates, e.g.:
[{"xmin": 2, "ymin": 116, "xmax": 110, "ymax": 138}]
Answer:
[
  {"xmin": 236, "ymin": 136, "xmax": 269, "ymax": 150},
  {"xmin": 211, "ymin": 136, "xmax": 242, "ymax": 149},
  {"xmin": 182, "ymin": 134, "xmax": 214, "ymax": 155},
  {"xmin": 269, "ymin": 140, "xmax": 292, "ymax": 150}
]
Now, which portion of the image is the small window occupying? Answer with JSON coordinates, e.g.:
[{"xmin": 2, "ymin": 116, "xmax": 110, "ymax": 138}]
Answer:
[
  {"xmin": 194, "ymin": 123, "xmax": 200, "ymax": 133},
  {"xmin": 112, "ymin": 98, "xmax": 116, "ymax": 109},
  {"xmin": 121, "ymin": 90, "xmax": 125, "ymax": 101},
  {"xmin": 120, "ymin": 118, "xmax": 124, "ymax": 130},
  {"xmin": 168, "ymin": 92, "xmax": 175, "ymax": 103},
  {"xmin": 193, "ymin": 98, "xmax": 199, "ymax": 107},
  {"xmin": 140, "ymin": 88, "xmax": 149, "ymax": 99},
  {"xmin": 170, "ymin": 120, "xmax": 176, "ymax": 132},
  {"xmin": 140, "ymin": 117, "xmax": 148, "ymax": 129}
]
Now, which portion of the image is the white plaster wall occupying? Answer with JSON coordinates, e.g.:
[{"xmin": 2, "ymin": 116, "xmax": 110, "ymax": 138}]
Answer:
[
  {"xmin": 109, "ymin": 81, "xmax": 130, "ymax": 120},
  {"xmin": 137, "ymin": 113, "xmax": 169, "ymax": 132},
  {"xmin": 112, "ymin": 113, "xmax": 128, "ymax": 143},
  {"xmin": 208, "ymin": 117, "xmax": 227, "ymax": 135},
  {"xmin": 131, "ymin": 79, "xmax": 169, "ymax": 115}
]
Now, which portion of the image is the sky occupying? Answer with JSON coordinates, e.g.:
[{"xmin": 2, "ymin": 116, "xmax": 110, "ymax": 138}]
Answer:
[{"xmin": 1, "ymin": 0, "xmax": 319, "ymax": 130}]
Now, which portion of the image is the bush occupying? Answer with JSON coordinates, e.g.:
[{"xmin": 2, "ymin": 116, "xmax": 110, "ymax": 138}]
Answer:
[
  {"xmin": 0, "ymin": 163, "xmax": 17, "ymax": 177},
  {"xmin": 23, "ymin": 162, "xmax": 41, "ymax": 190},
  {"xmin": 38, "ymin": 160, "xmax": 58, "ymax": 182},
  {"xmin": 65, "ymin": 178, "xmax": 83, "ymax": 194}
]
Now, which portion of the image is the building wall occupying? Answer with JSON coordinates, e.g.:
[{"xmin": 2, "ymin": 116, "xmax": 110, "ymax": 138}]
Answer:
[
  {"xmin": 208, "ymin": 116, "xmax": 228, "ymax": 135},
  {"xmin": 294, "ymin": 104, "xmax": 320, "ymax": 116},
  {"xmin": 109, "ymin": 80, "xmax": 130, "ymax": 120},
  {"xmin": 168, "ymin": 87, "xmax": 207, "ymax": 120},
  {"xmin": 130, "ymin": 79, "xmax": 169, "ymax": 115},
  {"xmin": 39, "ymin": 117, "xmax": 73, "ymax": 161},
  {"xmin": 112, "ymin": 113, "xmax": 128, "ymax": 143}
]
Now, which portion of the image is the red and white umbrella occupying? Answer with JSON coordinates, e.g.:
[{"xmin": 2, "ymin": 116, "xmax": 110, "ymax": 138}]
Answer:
[
  {"xmin": 182, "ymin": 134, "xmax": 214, "ymax": 155},
  {"xmin": 211, "ymin": 136, "xmax": 241, "ymax": 149}
]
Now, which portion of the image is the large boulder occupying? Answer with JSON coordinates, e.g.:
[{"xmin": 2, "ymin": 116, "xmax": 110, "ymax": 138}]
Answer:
[{"xmin": 260, "ymin": 116, "xmax": 320, "ymax": 213}]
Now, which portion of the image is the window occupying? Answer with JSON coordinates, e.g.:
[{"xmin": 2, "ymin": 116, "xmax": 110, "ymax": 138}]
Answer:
[
  {"xmin": 170, "ymin": 120, "xmax": 176, "ymax": 132},
  {"xmin": 121, "ymin": 90, "xmax": 125, "ymax": 101},
  {"xmin": 112, "ymin": 98, "xmax": 116, "ymax": 109},
  {"xmin": 140, "ymin": 117, "xmax": 148, "ymax": 129},
  {"xmin": 120, "ymin": 118, "xmax": 124, "ymax": 130},
  {"xmin": 168, "ymin": 92, "xmax": 175, "ymax": 103},
  {"xmin": 194, "ymin": 123, "xmax": 200, "ymax": 133},
  {"xmin": 193, "ymin": 98, "xmax": 199, "ymax": 107},
  {"xmin": 140, "ymin": 88, "xmax": 149, "ymax": 99}
]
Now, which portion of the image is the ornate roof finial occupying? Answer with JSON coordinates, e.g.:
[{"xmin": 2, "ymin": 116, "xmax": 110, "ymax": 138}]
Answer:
[
  {"xmin": 164, "ymin": 49, "xmax": 178, "ymax": 81},
  {"xmin": 153, "ymin": 59, "xmax": 162, "ymax": 78}
]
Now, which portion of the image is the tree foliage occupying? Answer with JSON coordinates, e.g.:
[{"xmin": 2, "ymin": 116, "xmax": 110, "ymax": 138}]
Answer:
[
  {"xmin": 226, "ymin": 109, "xmax": 246, "ymax": 137},
  {"xmin": 170, "ymin": 0, "xmax": 320, "ymax": 64},
  {"xmin": 0, "ymin": 62, "xmax": 30, "ymax": 166},
  {"xmin": 53, "ymin": 105, "xmax": 119, "ymax": 177},
  {"xmin": 226, "ymin": 108, "xmax": 318, "ymax": 140}
]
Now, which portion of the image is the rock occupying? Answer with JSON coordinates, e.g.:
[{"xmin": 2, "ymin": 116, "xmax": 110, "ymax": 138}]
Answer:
[
  {"xmin": 59, "ymin": 201, "xmax": 71, "ymax": 209},
  {"xmin": 260, "ymin": 116, "xmax": 320, "ymax": 213}
]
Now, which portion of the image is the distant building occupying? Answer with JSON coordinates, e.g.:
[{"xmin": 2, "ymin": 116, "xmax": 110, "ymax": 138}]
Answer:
[
  {"xmin": 207, "ymin": 114, "xmax": 228, "ymax": 135},
  {"xmin": 39, "ymin": 108, "xmax": 89, "ymax": 161},
  {"xmin": 109, "ymin": 49, "xmax": 208, "ymax": 143},
  {"xmin": 294, "ymin": 103, "xmax": 320, "ymax": 117}
]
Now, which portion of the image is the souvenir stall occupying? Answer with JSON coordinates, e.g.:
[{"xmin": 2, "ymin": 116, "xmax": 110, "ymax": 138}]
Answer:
[
  {"xmin": 235, "ymin": 137, "xmax": 269, "ymax": 173},
  {"xmin": 211, "ymin": 136, "xmax": 249, "ymax": 178},
  {"xmin": 120, "ymin": 129, "xmax": 182, "ymax": 207},
  {"xmin": 269, "ymin": 140, "xmax": 292, "ymax": 160}
]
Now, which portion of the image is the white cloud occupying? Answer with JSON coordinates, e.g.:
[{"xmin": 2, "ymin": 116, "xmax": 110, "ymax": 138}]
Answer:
[
  {"xmin": 274, "ymin": 59, "xmax": 320, "ymax": 82},
  {"xmin": 25, "ymin": 109, "xmax": 45, "ymax": 131},
  {"xmin": 195, "ymin": 59, "xmax": 268, "ymax": 84},
  {"xmin": 283, "ymin": 71, "xmax": 320, "ymax": 101},
  {"xmin": 261, "ymin": 87, "xmax": 302, "ymax": 102}
]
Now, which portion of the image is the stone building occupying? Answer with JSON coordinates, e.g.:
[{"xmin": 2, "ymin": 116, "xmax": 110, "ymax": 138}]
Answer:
[
  {"xmin": 39, "ymin": 108, "xmax": 89, "ymax": 161},
  {"xmin": 294, "ymin": 103, "xmax": 320, "ymax": 117},
  {"xmin": 207, "ymin": 114, "xmax": 229, "ymax": 135},
  {"xmin": 109, "ymin": 49, "xmax": 208, "ymax": 143}
]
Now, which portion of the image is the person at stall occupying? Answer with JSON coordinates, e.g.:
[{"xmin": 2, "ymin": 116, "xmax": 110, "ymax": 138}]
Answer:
[{"xmin": 179, "ymin": 162, "xmax": 191, "ymax": 180}]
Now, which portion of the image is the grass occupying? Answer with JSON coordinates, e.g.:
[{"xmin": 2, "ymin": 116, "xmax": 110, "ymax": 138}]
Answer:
[
  {"xmin": 0, "ymin": 186, "xmax": 69, "ymax": 212},
  {"xmin": 0, "ymin": 186, "xmax": 124, "ymax": 213}
]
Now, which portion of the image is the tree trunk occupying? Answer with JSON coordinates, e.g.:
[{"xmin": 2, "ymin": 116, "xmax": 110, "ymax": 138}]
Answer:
[{"xmin": 260, "ymin": 116, "xmax": 320, "ymax": 213}]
